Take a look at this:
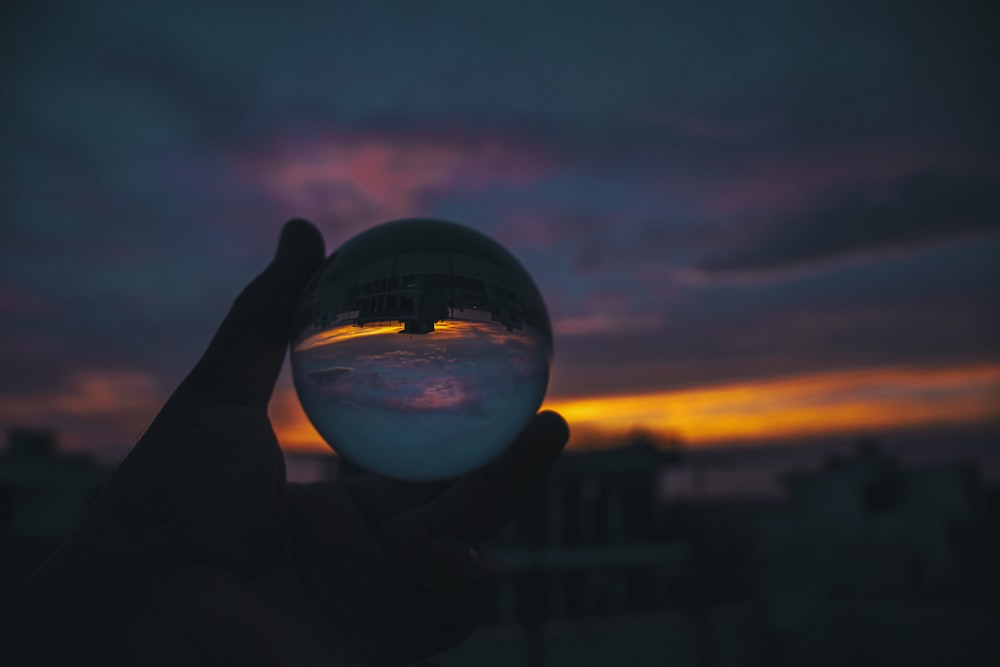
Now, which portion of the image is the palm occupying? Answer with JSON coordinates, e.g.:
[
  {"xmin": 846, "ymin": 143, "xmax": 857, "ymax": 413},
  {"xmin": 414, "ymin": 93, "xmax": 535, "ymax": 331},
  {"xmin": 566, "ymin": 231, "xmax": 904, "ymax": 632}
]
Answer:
[
  {"xmin": 57, "ymin": 221, "xmax": 567, "ymax": 666},
  {"xmin": 105, "ymin": 392, "xmax": 562, "ymax": 665}
]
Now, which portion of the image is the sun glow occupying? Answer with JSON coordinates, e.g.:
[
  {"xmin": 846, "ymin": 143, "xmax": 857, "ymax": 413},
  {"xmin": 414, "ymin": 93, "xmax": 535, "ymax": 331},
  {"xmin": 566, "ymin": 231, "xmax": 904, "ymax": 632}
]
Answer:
[{"xmin": 545, "ymin": 362, "xmax": 1000, "ymax": 446}]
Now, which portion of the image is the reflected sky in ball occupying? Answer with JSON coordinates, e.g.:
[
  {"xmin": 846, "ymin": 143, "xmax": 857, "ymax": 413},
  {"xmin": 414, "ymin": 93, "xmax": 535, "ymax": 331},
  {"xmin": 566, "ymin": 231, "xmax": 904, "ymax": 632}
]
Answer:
[{"xmin": 293, "ymin": 319, "xmax": 549, "ymax": 480}]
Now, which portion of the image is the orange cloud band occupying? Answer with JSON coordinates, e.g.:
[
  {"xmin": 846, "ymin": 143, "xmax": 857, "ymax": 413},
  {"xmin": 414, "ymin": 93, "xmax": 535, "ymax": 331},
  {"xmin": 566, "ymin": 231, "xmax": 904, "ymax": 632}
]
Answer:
[
  {"xmin": 272, "ymin": 361, "xmax": 1000, "ymax": 453},
  {"xmin": 545, "ymin": 362, "xmax": 1000, "ymax": 446}
]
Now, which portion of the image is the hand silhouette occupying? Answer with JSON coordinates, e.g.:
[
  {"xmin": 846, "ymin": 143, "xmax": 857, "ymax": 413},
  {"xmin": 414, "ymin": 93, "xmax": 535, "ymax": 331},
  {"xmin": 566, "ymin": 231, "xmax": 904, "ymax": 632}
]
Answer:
[{"xmin": 3, "ymin": 220, "xmax": 569, "ymax": 666}]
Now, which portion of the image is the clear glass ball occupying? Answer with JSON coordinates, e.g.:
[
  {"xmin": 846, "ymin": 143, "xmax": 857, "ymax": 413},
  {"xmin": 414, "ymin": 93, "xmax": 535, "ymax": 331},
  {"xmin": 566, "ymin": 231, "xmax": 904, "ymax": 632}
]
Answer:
[{"xmin": 290, "ymin": 219, "xmax": 553, "ymax": 481}]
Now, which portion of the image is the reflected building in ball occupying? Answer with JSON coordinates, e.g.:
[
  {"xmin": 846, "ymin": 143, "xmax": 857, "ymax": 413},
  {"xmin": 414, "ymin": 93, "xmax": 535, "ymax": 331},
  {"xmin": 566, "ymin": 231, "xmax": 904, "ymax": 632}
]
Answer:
[{"xmin": 296, "ymin": 245, "xmax": 547, "ymax": 337}]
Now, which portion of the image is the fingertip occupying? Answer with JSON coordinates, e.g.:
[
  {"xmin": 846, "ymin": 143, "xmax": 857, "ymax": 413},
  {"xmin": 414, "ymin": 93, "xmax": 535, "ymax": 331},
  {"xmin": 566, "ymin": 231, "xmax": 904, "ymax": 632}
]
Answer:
[
  {"xmin": 535, "ymin": 410, "xmax": 570, "ymax": 445},
  {"xmin": 275, "ymin": 218, "xmax": 325, "ymax": 267},
  {"xmin": 282, "ymin": 217, "xmax": 320, "ymax": 238},
  {"xmin": 493, "ymin": 410, "xmax": 569, "ymax": 479},
  {"xmin": 170, "ymin": 220, "xmax": 326, "ymax": 409}
]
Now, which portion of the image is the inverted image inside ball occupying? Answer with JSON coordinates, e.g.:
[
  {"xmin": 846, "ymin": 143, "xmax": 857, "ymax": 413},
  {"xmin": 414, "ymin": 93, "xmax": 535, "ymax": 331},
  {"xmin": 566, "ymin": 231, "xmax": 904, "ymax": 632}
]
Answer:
[{"xmin": 290, "ymin": 218, "xmax": 553, "ymax": 481}]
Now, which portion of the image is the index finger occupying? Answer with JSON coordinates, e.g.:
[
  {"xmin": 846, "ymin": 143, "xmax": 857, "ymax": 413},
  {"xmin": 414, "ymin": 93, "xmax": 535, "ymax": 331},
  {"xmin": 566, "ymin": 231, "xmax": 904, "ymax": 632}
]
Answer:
[{"xmin": 167, "ymin": 219, "xmax": 325, "ymax": 412}]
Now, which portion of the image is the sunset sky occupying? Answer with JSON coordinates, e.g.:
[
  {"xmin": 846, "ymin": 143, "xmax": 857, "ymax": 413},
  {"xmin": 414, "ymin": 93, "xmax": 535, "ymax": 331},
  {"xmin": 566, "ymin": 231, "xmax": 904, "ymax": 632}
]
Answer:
[{"xmin": 1, "ymin": 0, "xmax": 998, "ymax": 460}]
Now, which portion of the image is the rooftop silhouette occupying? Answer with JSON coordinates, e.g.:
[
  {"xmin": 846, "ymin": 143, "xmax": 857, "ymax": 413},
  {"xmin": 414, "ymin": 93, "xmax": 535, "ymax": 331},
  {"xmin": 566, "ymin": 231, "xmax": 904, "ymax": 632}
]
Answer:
[{"xmin": 3, "ymin": 426, "xmax": 997, "ymax": 665}]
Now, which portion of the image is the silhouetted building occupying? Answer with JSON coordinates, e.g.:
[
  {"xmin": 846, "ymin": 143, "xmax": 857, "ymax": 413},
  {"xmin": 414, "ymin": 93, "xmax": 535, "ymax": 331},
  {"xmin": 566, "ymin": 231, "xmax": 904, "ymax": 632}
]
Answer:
[
  {"xmin": 437, "ymin": 439, "xmax": 1000, "ymax": 667},
  {"xmin": 3, "ymin": 427, "xmax": 997, "ymax": 666},
  {"xmin": 491, "ymin": 441, "xmax": 692, "ymax": 625},
  {"xmin": 755, "ymin": 443, "xmax": 983, "ymax": 611},
  {"xmin": 0, "ymin": 428, "xmax": 111, "ymax": 592},
  {"xmin": 296, "ymin": 249, "xmax": 544, "ymax": 336}
]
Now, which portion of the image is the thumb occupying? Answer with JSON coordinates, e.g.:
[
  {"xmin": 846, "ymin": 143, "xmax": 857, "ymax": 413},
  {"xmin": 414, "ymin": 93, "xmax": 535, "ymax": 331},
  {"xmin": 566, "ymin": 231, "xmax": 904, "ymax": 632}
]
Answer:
[{"xmin": 168, "ymin": 219, "xmax": 325, "ymax": 410}]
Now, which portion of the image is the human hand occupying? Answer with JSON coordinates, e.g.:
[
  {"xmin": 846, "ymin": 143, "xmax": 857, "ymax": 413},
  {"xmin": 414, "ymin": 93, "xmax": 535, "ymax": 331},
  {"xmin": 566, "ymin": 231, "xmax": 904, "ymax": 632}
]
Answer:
[{"xmin": 3, "ymin": 220, "xmax": 569, "ymax": 666}]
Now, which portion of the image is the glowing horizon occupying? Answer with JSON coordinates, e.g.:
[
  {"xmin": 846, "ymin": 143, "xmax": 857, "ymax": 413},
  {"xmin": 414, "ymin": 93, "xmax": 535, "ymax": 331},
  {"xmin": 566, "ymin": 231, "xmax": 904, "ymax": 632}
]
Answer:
[{"xmin": 270, "ymin": 360, "xmax": 1000, "ymax": 454}]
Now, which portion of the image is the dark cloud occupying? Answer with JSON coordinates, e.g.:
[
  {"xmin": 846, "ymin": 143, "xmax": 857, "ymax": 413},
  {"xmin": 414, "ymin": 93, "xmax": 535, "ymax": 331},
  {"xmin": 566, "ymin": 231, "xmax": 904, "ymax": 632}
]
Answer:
[
  {"xmin": 551, "ymin": 234, "xmax": 1000, "ymax": 397},
  {"xmin": 698, "ymin": 170, "xmax": 1000, "ymax": 275}
]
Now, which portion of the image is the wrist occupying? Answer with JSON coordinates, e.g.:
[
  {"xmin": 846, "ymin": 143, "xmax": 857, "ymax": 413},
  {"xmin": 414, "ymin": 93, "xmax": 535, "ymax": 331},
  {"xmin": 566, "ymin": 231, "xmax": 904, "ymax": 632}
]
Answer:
[{"xmin": 1, "ymin": 516, "xmax": 143, "ymax": 664}]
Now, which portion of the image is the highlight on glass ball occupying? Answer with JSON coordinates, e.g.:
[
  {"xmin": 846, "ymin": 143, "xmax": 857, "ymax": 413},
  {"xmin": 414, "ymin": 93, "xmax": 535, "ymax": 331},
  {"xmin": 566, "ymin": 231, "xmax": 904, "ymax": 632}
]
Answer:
[{"xmin": 290, "ymin": 218, "xmax": 553, "ymax": 481}]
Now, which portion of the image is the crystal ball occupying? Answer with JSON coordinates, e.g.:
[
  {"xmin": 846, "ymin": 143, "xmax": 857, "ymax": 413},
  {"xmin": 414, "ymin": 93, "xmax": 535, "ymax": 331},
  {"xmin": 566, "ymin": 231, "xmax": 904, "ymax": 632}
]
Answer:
[{"xmin": 290, "ymin": 218, "xmax": 553, "ymax": 481}]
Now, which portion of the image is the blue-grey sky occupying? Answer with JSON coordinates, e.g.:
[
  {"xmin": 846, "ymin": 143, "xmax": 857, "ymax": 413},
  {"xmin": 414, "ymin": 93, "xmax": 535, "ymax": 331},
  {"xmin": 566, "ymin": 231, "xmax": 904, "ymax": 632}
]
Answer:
[{"xmin": 1, "ymin": 0, "xmax": 997, "ymax": 453}]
